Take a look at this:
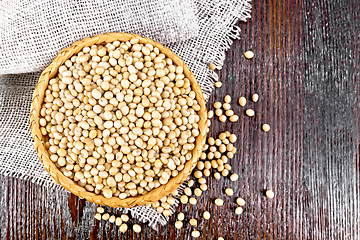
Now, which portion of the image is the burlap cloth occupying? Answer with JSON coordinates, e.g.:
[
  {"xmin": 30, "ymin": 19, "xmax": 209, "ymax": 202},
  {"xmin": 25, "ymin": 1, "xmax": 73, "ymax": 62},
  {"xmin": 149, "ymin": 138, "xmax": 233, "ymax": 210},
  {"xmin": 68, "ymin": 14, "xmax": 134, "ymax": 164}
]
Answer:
[{"xmin": 0, "ymin": 0, "xmax": 251, "ymax": 229}]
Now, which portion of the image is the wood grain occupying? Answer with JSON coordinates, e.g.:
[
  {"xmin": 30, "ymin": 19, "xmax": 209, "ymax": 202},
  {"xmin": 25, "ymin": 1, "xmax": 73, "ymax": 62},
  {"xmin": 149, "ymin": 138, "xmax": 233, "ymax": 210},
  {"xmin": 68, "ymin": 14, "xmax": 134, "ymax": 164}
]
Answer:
[
  {"xmin": 1, "ymin": 0, "xmax": 359, "ymax": 239},
  {"xmin": 302, "ymin": 0, "xmax": 360, "ymax": 239}
]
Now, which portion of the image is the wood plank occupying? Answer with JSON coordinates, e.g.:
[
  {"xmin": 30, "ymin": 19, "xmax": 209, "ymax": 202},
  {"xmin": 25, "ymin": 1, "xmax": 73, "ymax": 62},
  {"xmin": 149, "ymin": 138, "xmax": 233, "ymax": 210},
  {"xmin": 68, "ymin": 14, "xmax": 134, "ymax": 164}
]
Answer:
[
  {"xmin": 302, "ymin": 0, "xmax": 360, "ymax": 238},
  {"xmin": 1, "ymin": 0, "xmax": 360, "ymax": 239}
]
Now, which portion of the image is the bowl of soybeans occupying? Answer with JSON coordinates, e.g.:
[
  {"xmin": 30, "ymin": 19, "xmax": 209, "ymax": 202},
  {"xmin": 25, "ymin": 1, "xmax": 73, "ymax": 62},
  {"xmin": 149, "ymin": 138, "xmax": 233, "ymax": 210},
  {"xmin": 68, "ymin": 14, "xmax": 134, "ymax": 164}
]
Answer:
[{"xmin": 30, "ymin": 32, "xmax": 208, "ymax": 208}]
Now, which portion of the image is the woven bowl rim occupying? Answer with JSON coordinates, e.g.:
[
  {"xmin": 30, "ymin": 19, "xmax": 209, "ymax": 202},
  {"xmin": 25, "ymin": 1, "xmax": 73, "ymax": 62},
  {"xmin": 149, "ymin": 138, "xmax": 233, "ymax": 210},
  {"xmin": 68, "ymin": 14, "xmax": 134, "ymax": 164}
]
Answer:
[{"xmin": 30, "ymin": 32, "xmax": 208, "ymax": 208}]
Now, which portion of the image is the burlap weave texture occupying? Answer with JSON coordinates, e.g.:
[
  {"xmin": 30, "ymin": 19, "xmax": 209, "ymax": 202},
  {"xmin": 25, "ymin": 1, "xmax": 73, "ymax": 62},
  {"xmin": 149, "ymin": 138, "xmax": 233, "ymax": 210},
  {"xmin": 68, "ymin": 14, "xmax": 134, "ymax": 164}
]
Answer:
[{"xmin": 0, "ymin": 0, "xmax": 251, "ymax": 229}]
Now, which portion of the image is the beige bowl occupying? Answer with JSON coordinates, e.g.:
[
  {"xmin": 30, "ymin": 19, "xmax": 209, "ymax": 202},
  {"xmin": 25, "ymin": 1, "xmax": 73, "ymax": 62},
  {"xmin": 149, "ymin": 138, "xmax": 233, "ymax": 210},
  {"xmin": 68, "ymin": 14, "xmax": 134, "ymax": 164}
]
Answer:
[{"xmin": 30, "ymin": 32, "xmax": 208, "ymax": 208}]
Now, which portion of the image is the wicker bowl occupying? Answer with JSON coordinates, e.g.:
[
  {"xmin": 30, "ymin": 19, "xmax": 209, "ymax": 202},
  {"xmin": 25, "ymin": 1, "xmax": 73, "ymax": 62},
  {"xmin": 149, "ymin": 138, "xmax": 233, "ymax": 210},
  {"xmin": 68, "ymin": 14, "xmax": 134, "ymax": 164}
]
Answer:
[{"xmin": 30, "ymin": 32, "xmax": 208, "ymax": 208}]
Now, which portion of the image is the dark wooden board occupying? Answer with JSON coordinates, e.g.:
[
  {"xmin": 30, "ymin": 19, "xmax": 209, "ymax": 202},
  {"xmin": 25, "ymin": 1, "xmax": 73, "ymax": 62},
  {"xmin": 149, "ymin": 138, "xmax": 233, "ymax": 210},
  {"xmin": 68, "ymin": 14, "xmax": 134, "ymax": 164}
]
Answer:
[{"xmin": 1, "ymin": 0, "xmax": 359, "ymax": 239}]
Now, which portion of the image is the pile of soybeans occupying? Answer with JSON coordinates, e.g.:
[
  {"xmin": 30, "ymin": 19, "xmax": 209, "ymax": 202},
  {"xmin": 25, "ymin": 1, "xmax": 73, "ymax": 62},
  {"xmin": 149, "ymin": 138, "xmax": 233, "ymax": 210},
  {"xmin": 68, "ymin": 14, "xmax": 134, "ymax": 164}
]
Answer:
[{"xmin": 39, "ymin": 38, "xmax": 202, "ymax": 200}]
